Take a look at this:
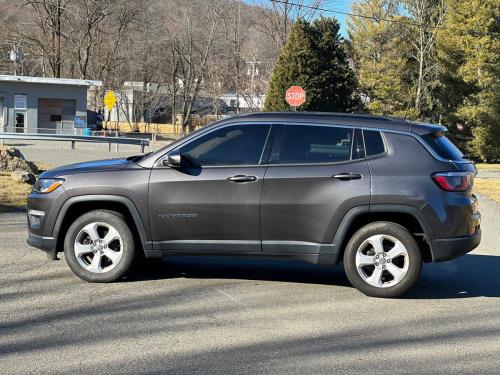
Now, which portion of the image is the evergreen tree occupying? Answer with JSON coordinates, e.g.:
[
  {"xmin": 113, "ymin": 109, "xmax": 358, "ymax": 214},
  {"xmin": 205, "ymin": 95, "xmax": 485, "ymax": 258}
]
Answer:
[
  {"xmin": 347, "ymin": 0, "xmax": 415, "ymax": 117},
  {"xmin": 437, "ymin": 0, "xmax": 500, "ymax": 160},
  {"xmin": 264, "ymin": 17, "xmax": 358, "ymax": 112}
]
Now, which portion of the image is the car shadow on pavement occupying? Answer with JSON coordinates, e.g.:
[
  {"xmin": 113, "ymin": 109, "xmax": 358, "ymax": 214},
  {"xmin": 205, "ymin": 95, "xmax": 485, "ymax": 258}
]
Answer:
[
  {"xmin": 406, "ymin": 253, "xmax": 500, "ymax": 299},
  {"xmin": 128, "ymin": 256, "xmax": 351, "ymax": 287},
  {"xmin": 129, "ymin": 253, "xmax": 500, "ymax": 299}
]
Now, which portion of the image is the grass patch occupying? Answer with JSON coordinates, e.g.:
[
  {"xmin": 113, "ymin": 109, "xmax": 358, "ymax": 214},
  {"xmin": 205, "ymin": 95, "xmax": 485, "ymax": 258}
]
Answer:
[
  {"xmin": 475, "ymin": 163, "xmax": 500, "ymax": 171},
  {"xmin": 474, "ymin": 178, "xmax": 500, "ymax": 204},
  {"xmin": 0, "ymin": 172, "xmax": 32, "ymax": 211}
]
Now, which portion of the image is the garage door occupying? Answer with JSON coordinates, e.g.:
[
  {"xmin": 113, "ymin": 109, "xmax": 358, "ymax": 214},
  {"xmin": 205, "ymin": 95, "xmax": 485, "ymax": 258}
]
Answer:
[{"xmin": 38, "ymin": 98, "xmax": 76, "ymax": 133}]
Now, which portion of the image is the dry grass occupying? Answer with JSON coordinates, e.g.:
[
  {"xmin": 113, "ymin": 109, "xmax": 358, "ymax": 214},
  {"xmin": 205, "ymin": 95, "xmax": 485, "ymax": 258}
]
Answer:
[
  {"xmin": 475, "ymin": 163, "xmax": 500, "ymax": 171},
  {"xmin": 474, "ymin": 178, "xmax": 500, "ymax": 204},
  {"xmin": 0, "ymin": 172, "xmax": 32, "ymax": 211},
  {"xmin": 35, "ymin": 162, "xmax": 53, "ymax": 172}
]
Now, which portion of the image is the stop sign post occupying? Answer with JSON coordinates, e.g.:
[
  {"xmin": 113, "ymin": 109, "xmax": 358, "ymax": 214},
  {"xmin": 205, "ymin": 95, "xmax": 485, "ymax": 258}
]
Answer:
[{"xmin": 286, "ymin": 86, "xmax": 306, "ymax": 110}]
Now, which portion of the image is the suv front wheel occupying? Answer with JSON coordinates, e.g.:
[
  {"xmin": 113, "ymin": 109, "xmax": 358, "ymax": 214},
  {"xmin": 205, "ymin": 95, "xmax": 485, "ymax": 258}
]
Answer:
[
  {"xmin": 343, "ymin": 222, "xmax": 422, "ymax": 298},
  {"xmin": 64, "ymin": 210, "xmax": 136, "ymax": 282}
]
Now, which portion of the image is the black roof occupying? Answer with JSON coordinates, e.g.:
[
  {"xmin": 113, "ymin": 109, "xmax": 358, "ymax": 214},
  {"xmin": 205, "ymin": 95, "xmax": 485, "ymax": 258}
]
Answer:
[
  {"xmin": 219, "ymin": 112, "xmax": 445, "ymax": 135},
  {"xmin": 139, "ymin": 112, "xmax": 446, "ymax": 168}
]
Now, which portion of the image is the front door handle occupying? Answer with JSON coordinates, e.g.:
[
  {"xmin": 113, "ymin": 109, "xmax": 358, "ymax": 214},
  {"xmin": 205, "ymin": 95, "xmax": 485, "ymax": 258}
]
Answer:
[
  {"xmin": 227, "ymin": 175, "xmax": 258, "ymax": 183},
  {"xmin": 332, "ymin": 173, "xmax": 363, "ymax": 180}
]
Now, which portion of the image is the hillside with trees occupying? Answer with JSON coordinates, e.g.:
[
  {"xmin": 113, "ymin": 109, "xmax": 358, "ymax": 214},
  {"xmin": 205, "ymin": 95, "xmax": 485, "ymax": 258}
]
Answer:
[{"xmin": 0, "ymin": 0, "xmax": 498, "ymax": 160}]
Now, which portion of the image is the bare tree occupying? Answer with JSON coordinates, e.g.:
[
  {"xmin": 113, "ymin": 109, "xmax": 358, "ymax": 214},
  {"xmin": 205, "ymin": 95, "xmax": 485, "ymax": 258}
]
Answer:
[
  {"xmin": 23, "ymin": 0, "xmax": 72, "ymax": 77},
  {"xmin": 85, "ymin": 0, "xmax": 146, "ymax": 108},
  {"xmin": 66, "ymin": 0, "xmax": 113, "ymax": 79},
  {"xmin": 404, "ymin": 0, "xmax": 446, "ymax": 114},
  {"xmin": 220, "ymin": 0, "xmax": 246, "ymax": 114},
  {"xmin": 255, "ymin": 0, "xmax": 330, "ymax": 48},
  {"xmin": 172, "ymin": 0, "xmax": 223, "ymax": 132},
  {"xmin": 204, "ymin": 53, "xmax": 231, "ymax": 118}
]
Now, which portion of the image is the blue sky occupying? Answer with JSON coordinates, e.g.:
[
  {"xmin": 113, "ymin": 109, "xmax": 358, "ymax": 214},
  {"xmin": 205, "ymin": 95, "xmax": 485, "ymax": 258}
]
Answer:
[
  {"xmin": 247, "ymin": 0, "xmax": 353, "ymax": 37},
  {"xmin": 320, "ymin": 0, "xmax": 352, "ymax": 36}
]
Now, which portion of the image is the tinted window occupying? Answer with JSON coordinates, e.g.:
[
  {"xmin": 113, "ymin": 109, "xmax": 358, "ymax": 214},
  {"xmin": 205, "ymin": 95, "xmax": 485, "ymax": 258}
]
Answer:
[
  {"xmin": 363, "ymin": 130, "xmax": 385, "ymax": 156},
  {"xmin": 421, "ymin": 132, "xmax": 464, "ymax": 160},
  {"xmin": 180, "ymin": 124, "xmax": 270, "ymax": 166},
  {"xmin": 271, "ymin": 125, "xmax": 353, "ymax": 164}
]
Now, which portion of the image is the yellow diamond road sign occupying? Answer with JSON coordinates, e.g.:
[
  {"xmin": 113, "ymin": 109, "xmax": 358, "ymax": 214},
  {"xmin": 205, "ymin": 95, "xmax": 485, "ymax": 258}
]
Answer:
[{"xmin": 104, "ymin": 90, "xmax": 116, "ymax": 111}]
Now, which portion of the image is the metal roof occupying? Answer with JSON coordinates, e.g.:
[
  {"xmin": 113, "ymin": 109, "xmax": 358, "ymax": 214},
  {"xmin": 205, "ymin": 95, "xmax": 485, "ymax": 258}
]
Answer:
[{"xmin": 0, "ymin": 75, "xmax": 102, "ymax": 87}]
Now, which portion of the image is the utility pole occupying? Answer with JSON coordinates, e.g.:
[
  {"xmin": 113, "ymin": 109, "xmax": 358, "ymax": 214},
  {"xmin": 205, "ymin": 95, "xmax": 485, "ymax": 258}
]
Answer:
[
  {"xmin": 246, "ymin": 58, "xmax": 261, "ymax": 110},
  {"xmin": 9, "ymin": 48, "xmax": 21, "ymax": 75}
]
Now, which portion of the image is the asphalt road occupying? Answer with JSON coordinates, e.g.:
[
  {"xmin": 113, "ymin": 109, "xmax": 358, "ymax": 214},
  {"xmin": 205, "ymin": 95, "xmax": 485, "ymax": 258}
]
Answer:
[{"xmin": 1, "ymin": 196, "xmax": 499, "ymax": 375}]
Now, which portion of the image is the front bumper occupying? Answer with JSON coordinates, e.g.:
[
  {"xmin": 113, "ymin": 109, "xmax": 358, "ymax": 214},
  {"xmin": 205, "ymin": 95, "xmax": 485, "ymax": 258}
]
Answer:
[
  {"xmin": 429, "ymin": 228, "xmax": 481, "ymax": 262},
  {"xmin": 27, "ymin": 231, "xmax": 58, "ymax": 260}
]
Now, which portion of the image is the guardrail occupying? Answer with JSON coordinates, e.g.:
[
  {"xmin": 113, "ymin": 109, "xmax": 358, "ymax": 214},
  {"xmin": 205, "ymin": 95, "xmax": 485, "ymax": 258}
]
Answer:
[{"xmin": 0, "ymin": 132, "xmax": 149, "ymax": 153}]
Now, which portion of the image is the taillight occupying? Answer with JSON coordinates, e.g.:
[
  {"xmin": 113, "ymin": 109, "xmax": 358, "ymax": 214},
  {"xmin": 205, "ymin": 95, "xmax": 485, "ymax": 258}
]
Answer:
[{"xmin": 432, "ymin": 172, "xmax": 474, "ymax": 192}]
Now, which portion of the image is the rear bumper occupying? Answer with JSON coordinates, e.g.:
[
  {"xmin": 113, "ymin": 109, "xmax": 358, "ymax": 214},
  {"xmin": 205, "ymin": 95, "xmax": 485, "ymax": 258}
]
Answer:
[
  {"xmin": 27, "ymin": 231, "xmax": 58, "ymax": 260},
  {"xmin": 429, "ymin": 228, "xmax": 481, "ymax": 262}
]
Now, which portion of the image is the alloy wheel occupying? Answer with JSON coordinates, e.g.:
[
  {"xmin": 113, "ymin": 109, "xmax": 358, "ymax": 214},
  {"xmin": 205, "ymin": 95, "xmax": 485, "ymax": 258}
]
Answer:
[
  {"xmin": 355, "ymin": 234, "xmax": 409, "ymax": 288},
  {"xmin": 74, "ymin": 222, "xmax": 123, "ymax": 273}
]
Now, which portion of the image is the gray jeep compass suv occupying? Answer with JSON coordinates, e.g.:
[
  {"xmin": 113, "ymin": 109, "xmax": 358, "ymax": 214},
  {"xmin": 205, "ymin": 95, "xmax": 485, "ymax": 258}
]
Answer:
[{"xmin": 27, "ymin": 112, "xmax": 481, "ymax": 297}]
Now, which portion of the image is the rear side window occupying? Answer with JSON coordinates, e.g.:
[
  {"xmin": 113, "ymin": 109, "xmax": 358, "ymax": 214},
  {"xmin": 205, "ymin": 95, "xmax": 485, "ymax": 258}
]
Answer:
[
  {"xmin": 363, "ymin": 130, "xmax": 385, "ymax": 156},
  {"xmin": 180, "ymin": 124, "xmax": 270, "ymax": 166},
  {"xmin": 270, "ymin": 125, "xmax": 353, "ymax": 164},
  {"xmin": 421, "ymin": 132, "xmax": 464, "ymax": 160}
]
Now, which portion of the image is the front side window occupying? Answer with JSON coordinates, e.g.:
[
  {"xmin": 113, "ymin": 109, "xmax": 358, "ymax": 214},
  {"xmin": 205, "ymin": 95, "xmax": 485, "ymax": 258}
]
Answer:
[
  {"xmin": 179, "ymin": 124, "xmax": 270, "ymax": 166},
  {"xmin": 270, "ymin": 125, "xmax": 353, "ymax": 164}
]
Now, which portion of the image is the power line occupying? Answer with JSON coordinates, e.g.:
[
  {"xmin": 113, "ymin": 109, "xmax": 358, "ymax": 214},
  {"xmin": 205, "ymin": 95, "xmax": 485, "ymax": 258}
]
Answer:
[{"xmin": 270, "ymin": 0, "xmax": 500, "ymax": 37}]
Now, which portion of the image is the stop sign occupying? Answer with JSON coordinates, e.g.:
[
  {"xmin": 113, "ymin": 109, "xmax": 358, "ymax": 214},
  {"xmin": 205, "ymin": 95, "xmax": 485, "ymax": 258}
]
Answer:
[{"xmin": 286, "ymin": 86, "xmax": 306, "ymax": 107}]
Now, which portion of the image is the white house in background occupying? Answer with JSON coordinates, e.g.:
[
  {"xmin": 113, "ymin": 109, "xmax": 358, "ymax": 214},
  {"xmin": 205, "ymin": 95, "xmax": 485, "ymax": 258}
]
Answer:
[
  {"xmin": 219, "ymin": 93, "xmax": 266, "ymax": 112},
  {"xmin": 105, "ymin": 81, "xmax": 266, "ymax": 124}
]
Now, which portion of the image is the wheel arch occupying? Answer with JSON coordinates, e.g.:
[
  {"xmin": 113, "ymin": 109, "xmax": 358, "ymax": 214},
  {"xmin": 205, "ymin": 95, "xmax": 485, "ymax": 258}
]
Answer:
[
  {"xmin": 333, "ymin": 205, "xmax": 434, "ymax": 263},
  {"xmin": 53, "ymin": 195, "xmax": 152, "ymax": 256}
]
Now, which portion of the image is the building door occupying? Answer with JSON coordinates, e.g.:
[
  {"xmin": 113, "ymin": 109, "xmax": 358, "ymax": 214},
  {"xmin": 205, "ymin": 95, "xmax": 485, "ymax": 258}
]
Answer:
[
  {"xmin": 15, "ymin": 112, "xmax": 26, "ymax": 133},
  {"xmin": 0, "ymin": 97, "xmax": 4, "ymax": 131}
]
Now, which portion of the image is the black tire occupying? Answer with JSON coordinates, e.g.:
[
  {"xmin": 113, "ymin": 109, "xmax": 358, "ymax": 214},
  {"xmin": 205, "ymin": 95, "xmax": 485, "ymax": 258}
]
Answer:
[
  {"xmin": 64, "ymin": 210, "xmax": 136, "ymax": 282},
  {"xmin": 343, "ymin": 221, "xmax": 422, "ymax": 298}
]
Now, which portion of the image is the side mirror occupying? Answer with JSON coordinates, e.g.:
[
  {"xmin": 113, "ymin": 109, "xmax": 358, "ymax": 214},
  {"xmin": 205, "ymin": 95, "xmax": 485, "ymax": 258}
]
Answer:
[{"xmin": 163, "ymin": 150, "xmax": 182, "ymax": 168}]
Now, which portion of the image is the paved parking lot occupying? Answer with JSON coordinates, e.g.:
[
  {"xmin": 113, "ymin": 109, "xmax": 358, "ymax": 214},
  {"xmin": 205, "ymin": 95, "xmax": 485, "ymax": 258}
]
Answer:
[
  {"xmin": 1, "ymin": 139, "xmax": 169, "ymax": 167},
  {"xmin": 1, "ymin": 196, "xmax": 499, "ymax": 375}
]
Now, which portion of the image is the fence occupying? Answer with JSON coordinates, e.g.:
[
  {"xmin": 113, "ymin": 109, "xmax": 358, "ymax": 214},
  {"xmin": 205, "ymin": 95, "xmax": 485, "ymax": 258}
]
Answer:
[{"xmin": 0, "ymin": 130, "xmax": 149, "ymax": 153}]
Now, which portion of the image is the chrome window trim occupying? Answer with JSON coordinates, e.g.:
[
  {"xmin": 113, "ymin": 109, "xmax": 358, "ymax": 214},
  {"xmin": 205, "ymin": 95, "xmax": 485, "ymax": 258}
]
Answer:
[{"xmin": 154, "ymin": 119, "xmax": 468, "ymax": 167}]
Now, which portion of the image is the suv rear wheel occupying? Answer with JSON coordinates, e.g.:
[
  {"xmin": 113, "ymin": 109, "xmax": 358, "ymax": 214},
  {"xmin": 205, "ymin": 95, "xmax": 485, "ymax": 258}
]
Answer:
[
  {"xmin": 343, "ymin": 222, "xmax": 422, "ymax": 298},
  {"xmin": 64, "ymin": 210, "xmax": 136, "ymax": 282}
]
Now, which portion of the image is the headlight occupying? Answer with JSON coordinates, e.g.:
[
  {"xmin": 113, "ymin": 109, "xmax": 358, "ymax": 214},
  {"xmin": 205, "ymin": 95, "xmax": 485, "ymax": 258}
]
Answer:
[{"xmin": 32, "ymin": 178, "xmax": 64, "ymax": 194}]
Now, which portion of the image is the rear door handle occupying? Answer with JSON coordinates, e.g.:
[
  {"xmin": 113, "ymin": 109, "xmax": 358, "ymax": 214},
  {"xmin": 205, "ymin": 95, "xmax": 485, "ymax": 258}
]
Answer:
[
  {"xmin": 227, "ymin": 175, "xmax": 258, "ymax": 183},
  {"xmin": 332, "ymin": 173, "xmax": 363, "ymax": 180}
]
